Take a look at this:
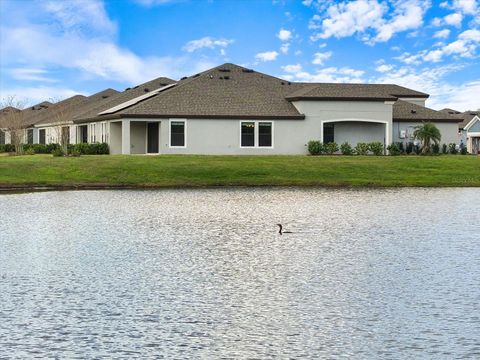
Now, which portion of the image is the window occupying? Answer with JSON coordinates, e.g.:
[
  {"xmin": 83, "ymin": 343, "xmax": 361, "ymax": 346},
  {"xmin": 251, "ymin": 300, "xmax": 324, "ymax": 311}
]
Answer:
[
  {"xmin": 90, "ymin": 123, "xmax": 96, "ymax": 143},
  {"xmin": 259, "ymin": 122, "xmax": 272, "ymax": 147},
  {"xmin": 39, "ymin": 129, "xmax": 46, "ymax": 144},
  {"xmin": 240, "ymin": 121, "xmax": 273, "ymax": 148},
  {"xmin": 170, "ymin": 120, "xmax": 186, "ymax": 147},
  {"xmin": 79, "ymin": 125, "xmax": 88, "ymax": 143},
  {"xmin": 323, "ymin": 123, "xmax": 334, "ymax": 143},
  {"xmin": 101, "ymin": 122, "xmax": 108, "ymax": 143},
  {"xmin": 0, "ymin": 131, "xmax": 5, "ymax": 145},
  {"xmin": 27, "ymin": 129, "xmax": 34, "ymax": 144},
  {"xmin": 241, "ymin": 122, "xmax": 255, "ymax": 147}
]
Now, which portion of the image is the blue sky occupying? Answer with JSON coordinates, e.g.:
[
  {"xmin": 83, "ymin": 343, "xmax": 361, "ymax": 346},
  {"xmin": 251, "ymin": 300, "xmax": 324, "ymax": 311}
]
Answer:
[{"xmin": 0, "ymin": 0, "xmax": 479, "ymax": 110}]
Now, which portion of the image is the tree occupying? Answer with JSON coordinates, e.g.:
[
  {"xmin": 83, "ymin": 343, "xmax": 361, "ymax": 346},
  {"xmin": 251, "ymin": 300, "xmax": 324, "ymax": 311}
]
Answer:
[
  {"xmin": 413, "ymin": 122, "xmax": 441, "ymax": 154},
  {"xmin": 0, "ymin": 96, "xmax": 27, "ymax": 155},
  {"xmin": 51, "ymin": 101, "xmax": 74, "ymax": 155}
]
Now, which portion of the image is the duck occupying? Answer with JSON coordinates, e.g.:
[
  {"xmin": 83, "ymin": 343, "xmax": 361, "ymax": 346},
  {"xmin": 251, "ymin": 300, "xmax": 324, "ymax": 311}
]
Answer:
[{"xmin": 276, "ymin": 224, "xmax": 292, "ymax": 235}]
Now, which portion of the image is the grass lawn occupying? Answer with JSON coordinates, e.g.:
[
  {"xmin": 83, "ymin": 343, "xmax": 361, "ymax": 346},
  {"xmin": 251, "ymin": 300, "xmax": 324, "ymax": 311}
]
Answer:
[{"xmin": 0, "ymin": 154, "xmax": 479, "ymax": 189}]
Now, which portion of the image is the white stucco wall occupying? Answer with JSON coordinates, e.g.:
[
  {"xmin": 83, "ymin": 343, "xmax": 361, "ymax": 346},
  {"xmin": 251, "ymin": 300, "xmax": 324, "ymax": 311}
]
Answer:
[{"xmin": 130, "ymin": 122, "xmax": 147, "ymax": 154}]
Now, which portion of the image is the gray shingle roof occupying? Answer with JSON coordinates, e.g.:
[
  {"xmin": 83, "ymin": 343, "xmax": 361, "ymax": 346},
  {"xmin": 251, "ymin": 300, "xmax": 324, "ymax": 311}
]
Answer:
[
  {"xmin": 0, "ymin": 101, "xmax": 54, "ymax": 128},
  {"xmin": 393, "ymin": 100, "xmax": 462, "ymax": 122},
  {"xmin": 74, "ymin": 77, "xmax": 175, "ymax": 122},
  {"xmin": 26, "ymin": 95, "xmax": 87, "ymax": 126},
  {"xmin": 34, "ymin": 89, "xmax": 119, "ymax": 126},
  {"xmin": 74, "ymin": 63, "xmax": 431, "ymax": 122},
  {"xmin": 286, "ymin": 83, "xmax": 428, "ymax": 101},
  {"xmin": 458, "ymin": 111, "xmax": 479, "ymax": 128},
  {"xmin": 80, "ymin": 64, "xmax": 307, "ymax": 121}
]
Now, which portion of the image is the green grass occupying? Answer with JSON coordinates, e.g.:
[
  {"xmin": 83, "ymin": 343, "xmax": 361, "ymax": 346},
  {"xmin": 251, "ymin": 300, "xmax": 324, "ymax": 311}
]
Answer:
[{"xmin": 0, "ymin": 154, "xmax": 479, "ymax": 189}]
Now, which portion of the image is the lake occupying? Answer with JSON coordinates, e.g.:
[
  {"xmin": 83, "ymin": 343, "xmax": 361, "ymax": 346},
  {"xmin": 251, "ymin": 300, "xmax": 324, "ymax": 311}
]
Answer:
[{"xmin": 0, "ymin": 188, "xmax": 479, "ymax": 358}]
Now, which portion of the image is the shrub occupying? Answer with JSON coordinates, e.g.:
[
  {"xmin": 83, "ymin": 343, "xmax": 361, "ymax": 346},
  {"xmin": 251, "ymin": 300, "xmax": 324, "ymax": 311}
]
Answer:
[
  {"xmin": 442, "ymin": 144, "xmax": 448, "ymax": 154},
  {"xmin": 387, "ymin": 143, "xmax": 401, "ymax": 156},
  {"xmin": 369, "ymin": 141, "xmax": 384, "ymax": 156},
  {"xmin": 406, "ymin": 142, "xmax": 414, "ymax": 154},
  {"xmin": 324, "ymin": 142, "xmax": 339, "ymax": 155},
  {"xmin": 355, "ymin": 142, "xmax": 370, "ymax": 155},
  {"xmin": 460, "ymin": 145, "xmax": 468, "ymax": 155},
  {"xmin": 432, "ymin": 143, "xmax": 440, "ymax": 155},
  {"xmin": 23, "ymin": 143, "xmax": 61, "ymax": 154},
  {"xmin": 414, "ymin": 144, "xmax": 421, "ymax": 155},
  {"xmin": 24, "ymin": 148, "xmax": 35, "ymax": 155},
  {"xmin": 0, "ymin": 144, "xmax": 15, "ymax": 153},
  {"xmin": 398, "ymin": 142, "xmax": 405, "ymax": 154},
  {"xmin": 449, "ymin": 143, "xmax": 458, "ymax": 154},
  {"xmin": 70, "ymin": 149, "xmax": 81, "ymax": 157},
  {"xmin": 340, "ymin": 142, "xmax": 354, "ymax": 155},
  {"xmin": 52, "ymin": 148, "xmax": 65, "ymax": 157},
  {"xmin": 67, "ymin": 142, "xmax": 109, "ymax": 155},
  {"xmin": 307, "ymin": 140, "xmax": 323, "ymax": 155}
]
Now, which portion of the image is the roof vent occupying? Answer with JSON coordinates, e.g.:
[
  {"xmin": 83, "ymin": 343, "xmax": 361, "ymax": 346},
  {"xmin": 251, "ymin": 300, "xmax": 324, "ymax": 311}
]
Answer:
[
  {"xmin": 125, "ymin": 87, "xmax": 131, "ymax": 91},
  {"xmin": 133, "ymin": 85, "xmax": 139, "ymax": 89},
  {"xmin": 209, "ymin": 75, "xmax": 214, "ymax": 79},
  {"xmin": 224, "ymin": 76, "xmax": 230, "ymax": 80},
  {"xmin": 144, "ymin": 88, "xmax": 150, "ymax": 93},
  {"xmin": 411, "ymin": 110, "xmax": 417, "ymax": 114},
  {"xmin": 160, "ymin": 82, "xmax": 169, "ymax": 86},
  {"xmin": 193, "ymin": 73, "xmax": 200, "ymax": 78},
  {"xmin": 218, "ymin": 68, "xmax": 231, "ymax": 72},
  {"xmin": 242, "ymin": 69, "xmax": 254, "ymax": 73},
  {"xmin": 281, "ymin": 81, "xmax": 285, "ymax": 85},
  {"xmin": 180, "ymin": 76, "xmax": 188, "ymax": 80},
  {"xmin": 288, "ymin": 82, "xmax": 291, "ymax": 85},
  {"xmin": 102, "ymin": 95, "xmax": 109, "ymax": 99}
]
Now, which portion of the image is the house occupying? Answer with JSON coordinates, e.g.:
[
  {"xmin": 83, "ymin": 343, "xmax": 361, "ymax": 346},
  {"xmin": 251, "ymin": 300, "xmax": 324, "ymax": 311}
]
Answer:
[
  {"xmin": 0, "ymin": 101, "xmax": 53, "ymax": 145},
  {"xmin": 71, "ymin": 63, "xmax": 462, "ymax": 155},
  {"xmin": 441, "ymin": 108, "xmax": 480, "ymax": 154},
  {"xmin": 2, "ymin": 63, "xmax": 463, "ymax": 154}
]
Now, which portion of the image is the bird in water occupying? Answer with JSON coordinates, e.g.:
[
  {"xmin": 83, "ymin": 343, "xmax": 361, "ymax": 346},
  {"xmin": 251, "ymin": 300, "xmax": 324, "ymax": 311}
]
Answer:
[{"xmin": 276, "ymin": 224, "xmax": 292, "ymax": 235}]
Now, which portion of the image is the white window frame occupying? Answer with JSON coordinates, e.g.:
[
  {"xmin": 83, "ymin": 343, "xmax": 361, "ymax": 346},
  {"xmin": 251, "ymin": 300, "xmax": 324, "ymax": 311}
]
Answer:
[
  {"xmin": 90, "ymin": 123, "xmax": 96, "ymax": 143},
  {"xmin": 169, "ymin": 119, "xmax": 187, "ymax": 148},
  {"xmin": 239, "ymin": 120, "xmax": 274, "ymax": 149},
  {"xmin": 101, "ymin": 122, "xmax": 108, "ymax": 143}
]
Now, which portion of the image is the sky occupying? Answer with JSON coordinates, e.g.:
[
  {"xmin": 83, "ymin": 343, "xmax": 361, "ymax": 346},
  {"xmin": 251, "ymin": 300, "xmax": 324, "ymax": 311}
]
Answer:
[{"xmin": 0, "ymin": 0, "xmax": 479, "ymax": 111}]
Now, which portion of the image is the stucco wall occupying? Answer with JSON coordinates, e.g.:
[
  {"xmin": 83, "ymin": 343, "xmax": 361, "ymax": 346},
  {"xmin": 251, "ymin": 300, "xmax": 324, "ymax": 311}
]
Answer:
[
  {"xmin": 142, "ymin": 100, "xmax": 393, "ymax": 155},
  {"xmin": 130, "ymin": 121, "xmax": 146, "ymax": 154},
  {"xmin": 334, "ymin": 122, "xmax": 386, "ymax": 145},
  {"xmin": 392, "ymin": 121, "xmax": 460, "ymax": 145},
  {"xmin": 110, "ymin": 121, "xmax": 122, "ymax": 155}
]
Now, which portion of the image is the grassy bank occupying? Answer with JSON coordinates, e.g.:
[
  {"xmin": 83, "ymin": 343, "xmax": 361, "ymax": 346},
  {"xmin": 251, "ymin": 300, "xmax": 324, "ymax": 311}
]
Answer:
[{"xmin": 0, "ymin": 154, "xmax": 479, "ymax": 189}]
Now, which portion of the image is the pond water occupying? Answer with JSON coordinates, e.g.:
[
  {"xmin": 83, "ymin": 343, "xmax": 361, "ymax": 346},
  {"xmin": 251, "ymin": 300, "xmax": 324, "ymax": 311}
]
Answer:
[{"xmin": 0, "ymin": 188, "xmax": 479, "ymax": 359}]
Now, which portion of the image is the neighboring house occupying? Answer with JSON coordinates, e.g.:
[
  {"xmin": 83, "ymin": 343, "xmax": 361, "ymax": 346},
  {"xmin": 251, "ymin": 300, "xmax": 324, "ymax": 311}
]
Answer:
[
  {"xmin": 0, "ymin": 101, "xmax": 53, "ymax": 145},
  {"xmin": 71, "ymin": 63, "xmax": 461, "ymax": 155},
  {"xmin": 441, "ymin": 108, "xmax": 480, "ymax": 154},
  {"xmin": 34, "ymin": 90, "xmax": 118, "ymax": 145}
]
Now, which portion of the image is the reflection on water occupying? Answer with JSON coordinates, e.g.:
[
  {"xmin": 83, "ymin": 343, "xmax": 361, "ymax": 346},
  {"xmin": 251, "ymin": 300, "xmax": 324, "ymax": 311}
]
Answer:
[{"xmin": 0, "ymin": 188, "xmax": 479, "ymax": 358}]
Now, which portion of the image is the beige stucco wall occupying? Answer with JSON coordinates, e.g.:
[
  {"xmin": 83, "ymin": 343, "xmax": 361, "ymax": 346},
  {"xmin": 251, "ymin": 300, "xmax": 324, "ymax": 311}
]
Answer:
[{"xmin": 130, "ymin": 121, "xmax": 146, "ymax": 154}]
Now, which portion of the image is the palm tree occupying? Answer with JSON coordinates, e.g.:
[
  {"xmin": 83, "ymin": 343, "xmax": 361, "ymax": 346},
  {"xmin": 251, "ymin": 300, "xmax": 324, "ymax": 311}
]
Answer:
[{"xmin": 413, "ymin": 122, "xmax": 441, "ymax": 154}]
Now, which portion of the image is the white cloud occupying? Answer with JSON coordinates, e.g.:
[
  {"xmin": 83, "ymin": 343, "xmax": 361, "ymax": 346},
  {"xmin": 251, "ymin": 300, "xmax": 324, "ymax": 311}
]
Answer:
[
  {"xmin": 434, "ymin": 29, "xmax": 451, "ymax": 38},
  {"xmin": 312, "ymin": 51, "xmax": 332, "ymax": 65},
  {"xmin": 428, "ymin": 80, "xmax": 480, "ymax": 111},
  {"xmin": 396, "ymin": 29, "xmax": 480, "ymax": 64},
  {"xmin": 373, "ymin": 0, "xmax": 428, "ymax": 42},
  {"xmin": 0, "ymin": 0, "xmax": 217, "ymax": 86},
  {"xmin": 182, "ymin": 37, "xmax": 234, "ymax": 52},
  {"xmin": 444, "ymin": 12, "xmax": 463, "ymax": 26},
  {"xmin": 308, "ymin": 0, "xmax": 429, "ymax": 44},
  {"xmin": 255, "ymin": 51, "xmax": 279, "ymax": 62},
  {"xmin": 451, "ymin": 0, "xmax": 478, "ymax": 15},
  {"xmin": 277, "ymin": 28, "xmax": 292, "ymax": 41},
  {"xmin": 0, "ymin": 86, "xmax": 83, "ymax": 106},
  {"xmin": 280, "ymin": 43, "xmax": 290, "ymax": 54},
  {"xmin": 282, "ymin": 64, "xmax": 302, "ymax": 73},
  {"xmin": 8, "ymin": 68, "xmax": 57, "ymax": 82},
  {"xmin": 375, "ymin": 64, "xmax": 394, "ymax": 72},
  {"xmin": 284, "ymin": 66, "xmax": 365, "ymax": 83}
]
